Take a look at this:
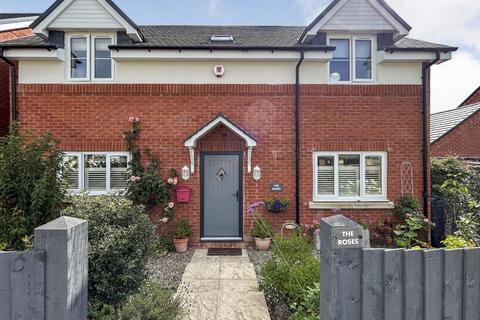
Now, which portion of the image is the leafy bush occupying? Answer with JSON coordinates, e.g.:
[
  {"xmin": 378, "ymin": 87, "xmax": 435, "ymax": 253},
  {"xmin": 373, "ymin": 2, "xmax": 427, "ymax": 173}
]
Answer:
[
  {"xmin": 260, "ymin": 234, "xmax": 320, "ymax": 318},
  {"xmin": 62, "ymin": 195, "xmax": 156, "ymax": 317},
  {"xmin": 289, "ymin": 283, "xmax": 320, "ymax": 320},
  {"xmin": 121, "ymin": 281, "xmax": 186, "ymax": 320},
  {"xmin": 174, "ymin": 218, "xmax": 192, "ymax": 239},
  {"xmin": 393, "ymin": 211, "xmax": 434, "ymax": 249},
  {"xmin": 250, "ymin": 216, "xmax": 274, "ymax": 239},
  {"xmin": 155, "ymin": 235, "xmax": 175, "ymax": 254},
  {"xmin": 0, "ymin": 124, "xmax": 66, "ymax": 250},
  {"xmin": 393, "ymin": 196, "xmax": 420, "ymax": 219},
  {"xmin": 442, "ymin": 235, "xmax": 474, "ymax": 249}
]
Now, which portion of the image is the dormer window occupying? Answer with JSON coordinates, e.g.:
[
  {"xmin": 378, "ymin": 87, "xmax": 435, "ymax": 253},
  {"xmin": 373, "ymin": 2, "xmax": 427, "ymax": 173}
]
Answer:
[
  {"xmin": 329, "ymin": 37, "xmax": 374, "ymax": 83},
  {"xmin": 210, "ymin": 35, "xmax": 234, "ymax": 43},
  {"xmin": 68, "ymin": 34, "xmax": 114, "ymax": 81}
]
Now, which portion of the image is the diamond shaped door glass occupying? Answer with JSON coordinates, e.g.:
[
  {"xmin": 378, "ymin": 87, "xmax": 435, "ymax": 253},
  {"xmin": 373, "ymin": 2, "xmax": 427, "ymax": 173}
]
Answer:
[{"xmin": 216, "ymin": 168, "xmax": 227, "ymax": 182}]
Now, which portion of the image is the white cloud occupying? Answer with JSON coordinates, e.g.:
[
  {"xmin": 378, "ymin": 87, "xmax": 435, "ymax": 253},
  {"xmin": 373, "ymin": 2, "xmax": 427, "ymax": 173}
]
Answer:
[{"xmin": 431, "ymin": 51, "xmax": 480, "ymax": 113}]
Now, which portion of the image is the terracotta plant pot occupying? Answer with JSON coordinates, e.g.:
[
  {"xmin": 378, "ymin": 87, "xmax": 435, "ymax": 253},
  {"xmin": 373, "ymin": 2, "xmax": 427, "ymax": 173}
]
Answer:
[
  {"xmin": 173, "ymin": 238, "xmax": 189, "ymax": 253},
  {"xmin": 255, "ymin": 237, "xmax": 272, "ymax": 251}
]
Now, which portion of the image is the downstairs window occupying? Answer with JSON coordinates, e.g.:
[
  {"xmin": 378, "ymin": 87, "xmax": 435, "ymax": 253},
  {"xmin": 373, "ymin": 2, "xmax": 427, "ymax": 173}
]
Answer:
[
  {"xmin": 313, "ymin": 152, "xmax": 387, "ymax": 201},
  {"xmin": 62, "ymin": 152, "xmax": 130, "ymax": 194}
]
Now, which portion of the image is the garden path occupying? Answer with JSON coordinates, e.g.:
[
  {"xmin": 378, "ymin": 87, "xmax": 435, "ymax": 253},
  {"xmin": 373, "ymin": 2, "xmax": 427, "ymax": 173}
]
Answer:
[{"xmin": 177, "ymin": 249, "xmax": 270, "ymax": 320}]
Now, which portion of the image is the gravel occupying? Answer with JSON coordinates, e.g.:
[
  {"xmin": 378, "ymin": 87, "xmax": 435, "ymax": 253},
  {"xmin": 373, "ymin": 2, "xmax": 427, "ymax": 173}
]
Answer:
[
  {"xmin": 248, "ymin": 248, "xmax": 291, "ymax": 320},
  {"xmin": 149, "ymin": 248, "xmax": 194, "ymax": 292}
]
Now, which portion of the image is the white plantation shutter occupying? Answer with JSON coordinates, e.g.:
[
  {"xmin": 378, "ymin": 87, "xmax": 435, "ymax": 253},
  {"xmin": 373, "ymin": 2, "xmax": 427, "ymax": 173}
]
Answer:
[
  {"xmin": 365, "ymin": 156, "xmax": 382, "ymax": 195},
  {"xmin": 110, "ymin": 168, "xmax": 128, "ymax": 189},
  {"xmin": 84, "ymin": 154, "xmax": 107, "ymax": 191},
  {"xmin": 63, "ymin": 155, "xmax": 80, "ymax": 190},
  {"xmin": 339, "ymin": 155, "xmax": 360, "ymax": 197},
  {"xmin": 317, "ymin": 156, "xmax": 334, "ymax": 195}
]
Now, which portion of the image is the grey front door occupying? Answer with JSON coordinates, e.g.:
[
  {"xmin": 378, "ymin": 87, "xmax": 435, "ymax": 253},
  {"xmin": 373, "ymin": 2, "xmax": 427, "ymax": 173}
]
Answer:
[{"xmin": 201, "ymin": 153, "xmax": 242, "ymax": 239}]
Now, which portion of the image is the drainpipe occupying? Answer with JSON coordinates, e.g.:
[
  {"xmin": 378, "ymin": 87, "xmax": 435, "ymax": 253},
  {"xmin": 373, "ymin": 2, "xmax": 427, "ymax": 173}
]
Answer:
[
  {"xmin": 421, "ymin": 50, "xmax": 441, "ymax": 218},
  {"xmin": 295, "ymin": 50, "xmax": 305, "ymax": 224},
  {"xmin": 0, "ymin": 48, "xmax": 17, "ymax": 122}
]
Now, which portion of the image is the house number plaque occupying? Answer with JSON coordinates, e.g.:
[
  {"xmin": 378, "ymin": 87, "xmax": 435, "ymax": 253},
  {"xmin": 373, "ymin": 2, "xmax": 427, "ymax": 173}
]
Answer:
[
  {"xmin": 270, "ymin": 183, "xmax": 284, "ymax": 192},
  {"xmin": 331, "ymin": 227, "xmax": 364, "ymax": 249}
]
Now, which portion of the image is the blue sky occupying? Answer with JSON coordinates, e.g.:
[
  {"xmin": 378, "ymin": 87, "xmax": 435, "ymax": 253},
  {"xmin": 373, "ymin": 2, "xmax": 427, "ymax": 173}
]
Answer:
[{"xmin": 1, "ymin": 0, "xmax": 479, "ymax": 113}]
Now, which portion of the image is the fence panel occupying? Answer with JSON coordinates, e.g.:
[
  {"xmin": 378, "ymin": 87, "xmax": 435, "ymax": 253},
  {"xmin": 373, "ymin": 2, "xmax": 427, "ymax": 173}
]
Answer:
[
  {"xmin": 443, "ymin": 249, "xmax": 464, "ymax": 320},
  {"xmin": 320, "ymin": 214, "xmax": 480, "ymax": 320},
  {"xmin": 404, "ymin": 250, "xmax": 423, "ymax": 320},
  {"xmin": 362, "ymin": 249, "xmax": 383, "ymax": 320},
  {"xmin": 464, "ymin": 249, "xmax": 480, "ymax": 320}
]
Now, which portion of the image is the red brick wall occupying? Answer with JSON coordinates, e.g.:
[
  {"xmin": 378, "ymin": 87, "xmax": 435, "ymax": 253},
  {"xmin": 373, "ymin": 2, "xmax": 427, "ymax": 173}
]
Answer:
[
  {"xmin": 460, "ymin": 87, "xmax": 480, "ymax": 107},
  {"xmin": 17, "ymin": 83, "xmax": 425, "ymax": 245},
  {"xmin": 431, "ymin": 110, "xmax": 480, "ymax": 158}
]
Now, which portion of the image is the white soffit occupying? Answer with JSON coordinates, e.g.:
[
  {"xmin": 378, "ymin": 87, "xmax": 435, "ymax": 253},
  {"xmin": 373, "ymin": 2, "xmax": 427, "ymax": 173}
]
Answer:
[
  {"xmin": 111, "ymin": 49, "xmax": 333, "ymax": 62},
  {"xmin": 377, "ymin": 51, "xmax": 452, "ymax": 64},
  {"xmin": 2, "ymin": 48, "xmax": 66, "ymax": 61}
]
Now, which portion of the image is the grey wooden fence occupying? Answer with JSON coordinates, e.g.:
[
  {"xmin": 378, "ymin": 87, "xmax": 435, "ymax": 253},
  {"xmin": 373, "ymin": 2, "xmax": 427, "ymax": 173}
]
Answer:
[
  {"xmin": 0, "ymin": 216, "xmax": 88, "ymax": 320},
  {"xmin": 320, "ymin": 214, "xmax": 480, "ymax": 320}
]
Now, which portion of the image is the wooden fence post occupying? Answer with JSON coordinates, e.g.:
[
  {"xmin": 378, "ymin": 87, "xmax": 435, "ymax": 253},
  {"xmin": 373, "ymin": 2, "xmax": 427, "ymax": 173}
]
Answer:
[
  {"xmin": 34, "ymin": 216, "xmax": 88, "ymax": 320},
  {"xmin": 320, "ymin": 214, "xmax": 365, "ymax": 320}
]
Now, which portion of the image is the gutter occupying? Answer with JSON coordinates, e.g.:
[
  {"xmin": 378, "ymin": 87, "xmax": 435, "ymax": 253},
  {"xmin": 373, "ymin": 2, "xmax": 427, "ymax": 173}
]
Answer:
[
  {"xmin": 422, "ymin": 50, "xmax": 441, "ymax": 218},
  {"xmin": 0, "ymin": 48, "xmax": 17, "ymax": 122},
  {"xmin": 295, "ymin": 50, "xmax": 305, "ymax": 224}
]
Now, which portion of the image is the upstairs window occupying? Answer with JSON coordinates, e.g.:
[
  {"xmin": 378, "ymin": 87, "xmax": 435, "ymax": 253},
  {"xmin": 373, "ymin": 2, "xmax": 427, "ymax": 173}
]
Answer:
[
  {"xmin": 68, "ymin": 35, "xmax": 114, "ymax": 81},
  {"xmin": 329, "ymin": 37, "xmax": 374, "ymax": 83},
  {"xmin": 63, "ymin": 152, "xmax": 130, "ymax": 194},
  {"xmin": 313, "ymin": 152, "xmax": 386, "ymax": 201}
]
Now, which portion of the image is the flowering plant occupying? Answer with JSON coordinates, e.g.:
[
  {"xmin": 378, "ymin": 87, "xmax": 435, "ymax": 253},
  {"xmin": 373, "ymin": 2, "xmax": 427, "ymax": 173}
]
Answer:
[
  {"xmin": 265, "ymin": 198, "xmax": 289, "ymax": 213},
  {"xmin": 248, "ymin": 202, "xmax": 274, "ymax": 239},
  {"xmin": 124, "ymin": 117, "xmax": 178, "ymax": 219},
  {"xmin": 304, "ymin": 219, "xmax": 321, "ymax": 237}
]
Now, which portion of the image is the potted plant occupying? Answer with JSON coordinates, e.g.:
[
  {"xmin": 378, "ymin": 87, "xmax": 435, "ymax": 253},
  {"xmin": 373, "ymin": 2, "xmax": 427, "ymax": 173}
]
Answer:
[
  {"xmin": 265, "ymin": 198, "xmax": 289, "ymax": 213},
  {"xmin": 250, "ymin": 216, "xmax": 274, "ymax": 251},
  {"xmin": 173, "ymin": 218, "xmax": 192, "ymax": 253}
]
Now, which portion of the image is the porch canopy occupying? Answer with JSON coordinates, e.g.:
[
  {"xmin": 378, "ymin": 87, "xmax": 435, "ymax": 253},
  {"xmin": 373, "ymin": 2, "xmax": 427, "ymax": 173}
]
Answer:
[{"xmin": 184, "ymin": 113, "xmax": 257, "ymax": 174}]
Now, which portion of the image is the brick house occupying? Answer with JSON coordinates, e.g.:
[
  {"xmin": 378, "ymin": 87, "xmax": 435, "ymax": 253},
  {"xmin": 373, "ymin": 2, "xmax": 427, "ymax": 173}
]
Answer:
[
  {"xmin": 0, "ymin": 0, "xmax": 456, "ymax": 246},
  {"xmin": 0, "ymin": 13, "xmax": 39, "ymax": 136},
  {"xmin": 431, "ymin": 87, "xmax": 480, "ymax": 160}
]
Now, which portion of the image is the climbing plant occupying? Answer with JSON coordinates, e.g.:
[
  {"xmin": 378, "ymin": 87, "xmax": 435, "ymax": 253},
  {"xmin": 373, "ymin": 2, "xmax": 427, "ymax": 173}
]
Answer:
[{"xmin": 123, "ymin": 117, "xmax": 178, "ymax": 219}]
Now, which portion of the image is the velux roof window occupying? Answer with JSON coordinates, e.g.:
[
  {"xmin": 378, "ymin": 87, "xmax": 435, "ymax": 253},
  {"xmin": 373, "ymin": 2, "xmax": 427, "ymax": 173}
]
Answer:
[{"xmin": 210, "ymin": 35, "xmax": 234, "ymax": 43}]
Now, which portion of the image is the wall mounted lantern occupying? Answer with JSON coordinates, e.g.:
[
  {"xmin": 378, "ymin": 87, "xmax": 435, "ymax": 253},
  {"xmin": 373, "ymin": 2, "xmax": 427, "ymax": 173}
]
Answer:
[
  {"xmin": 253, "ymin": 165, "xmax": 262, "ymax": 181},
  {"xmin": 182, "ymin": 165, "xmax": 190, "ymax": 181}
]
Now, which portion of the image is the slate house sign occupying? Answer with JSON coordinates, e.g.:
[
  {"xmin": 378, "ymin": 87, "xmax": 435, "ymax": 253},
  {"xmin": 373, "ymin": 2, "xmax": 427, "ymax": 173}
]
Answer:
[
  {"xmin": 331, "ymin": 227, "xmax": 364, "ymax": 249},
  {"xmin": 270, "ymin": 183, "xmax": 284, "ymax": 192}
]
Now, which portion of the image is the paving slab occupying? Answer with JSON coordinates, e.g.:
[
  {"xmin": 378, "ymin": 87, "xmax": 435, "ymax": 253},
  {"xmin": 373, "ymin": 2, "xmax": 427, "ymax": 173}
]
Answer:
[{"xmin": 178, "ymin": 249, "xmax": 270, "ymax": 320}]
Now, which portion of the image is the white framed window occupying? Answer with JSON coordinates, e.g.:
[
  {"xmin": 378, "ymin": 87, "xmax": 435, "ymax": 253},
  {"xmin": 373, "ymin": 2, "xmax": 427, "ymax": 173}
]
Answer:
[
  {"xmin": 67, "ymin": 34, "xmax": 114, "ymax": 82},
  {"xmin": 328, "ymin": 37, "xmax": 374, "ymax": 83},
  {"xmin": 62, "ymin": 152, "xmax": 130, "ymax": 194},
  {"xmin": 313, "ymin": 152, "xmax": 387, "ymax": 201}
]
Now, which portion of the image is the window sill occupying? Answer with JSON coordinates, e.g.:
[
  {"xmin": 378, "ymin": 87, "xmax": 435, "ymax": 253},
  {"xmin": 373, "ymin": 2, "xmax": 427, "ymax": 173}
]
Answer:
[{"xmin": 308, "ymin": 200, "xmax": 394, "ymax": 210}]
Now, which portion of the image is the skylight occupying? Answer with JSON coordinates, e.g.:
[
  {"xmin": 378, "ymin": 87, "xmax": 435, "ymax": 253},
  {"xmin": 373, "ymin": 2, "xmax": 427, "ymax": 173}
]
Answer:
[{"xmin": 210, "ymin": 35, "xmax": 234, "ymax": 43}]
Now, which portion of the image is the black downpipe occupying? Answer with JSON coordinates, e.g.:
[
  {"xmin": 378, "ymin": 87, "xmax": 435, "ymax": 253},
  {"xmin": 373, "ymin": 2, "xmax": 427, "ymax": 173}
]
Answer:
[
  {"xmin": 421, "ymin": 51, "xmax": 441, "ymax": 218},
  {"xmin": 0, "ymin": 49, "xmax": 17, "ymax": 122},
  {"xmin": 295, "ymin": 50, "xmax": 305, "ymax": 224}
]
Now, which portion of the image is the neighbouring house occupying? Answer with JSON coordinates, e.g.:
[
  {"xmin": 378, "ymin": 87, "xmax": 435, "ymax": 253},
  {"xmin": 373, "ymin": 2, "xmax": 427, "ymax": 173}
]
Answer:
[
  {"xmin": 0, "ymin": 13, "xmax": 39, "ymax": 136},
  {"xmin": 431, "ymin": 87, "xmax": 480, "ymax": 160},
  {"xmin": 0, "ymin": 0, "xmax": 457, "ymax": 247}
]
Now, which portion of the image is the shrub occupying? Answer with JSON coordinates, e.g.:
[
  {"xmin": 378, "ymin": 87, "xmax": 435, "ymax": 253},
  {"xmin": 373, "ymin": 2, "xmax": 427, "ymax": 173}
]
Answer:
[
  {"xmin": 155, "ymin": 235, "xmax": 175, "ymax": 255},
  {"xmin": 62, "ymin": 195, "xmax": 156, "ymax": 317},
  {"xmin": 0, "ymin": 124, "xmax": 66, "ymax": 250},
  {"xmin": 289, "ymin": 283, "xmax": 320, "ymax": 320},
  {"xmin": 121, "ymin": 281, "xmax": 186, "ymax": 320},
  {"xmin": 260, "ymin": 234, "xmax": 320, "ymax": 317},
  {"xmin": 250, "ymin": 216, "xmax": 274, "ymax": 239},
  {"xmin": 442, "ymin": 235, "xmax": 474, "ymax": 249},
  {"xmin": 174, "ymin": 218, "xmax": 192, "ymax": 239},
  {"xmin": 393, "ymin": 196, "xmax": 420, "ymax": 219}
]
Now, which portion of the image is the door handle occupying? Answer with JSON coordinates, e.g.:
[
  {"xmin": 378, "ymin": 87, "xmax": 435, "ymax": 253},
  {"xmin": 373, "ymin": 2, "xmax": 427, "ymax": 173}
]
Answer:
[{"xmin": 232, "ymin": 191, "xmax": 239, "ymax": 201}]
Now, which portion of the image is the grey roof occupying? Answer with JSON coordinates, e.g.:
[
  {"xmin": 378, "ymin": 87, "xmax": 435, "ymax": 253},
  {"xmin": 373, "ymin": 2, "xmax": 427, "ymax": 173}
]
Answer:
[
  {"xmin": 125, "ymin": 25, "xmax": 307, "ymax": 48},
  {"xmin": 385, "ymin": 38, "xmax": 457, "ymax": 52},
  {"xmin": 431, "ymin": 103, "xmax": 480, "ymax": 143},
  {"xmin": 0, "ymin": 34, "xmax": 56, "ymax": 47},
  {"xmin": 0, "ymin": 13, "xmax": 40, "ymax": 20}
]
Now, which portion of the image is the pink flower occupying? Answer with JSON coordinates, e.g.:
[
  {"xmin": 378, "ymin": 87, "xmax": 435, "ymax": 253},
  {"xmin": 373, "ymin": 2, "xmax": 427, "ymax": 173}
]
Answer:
[
  {"xmin": 423, "ymin": 218, "xmax": 429, "ymax": 223},
  {"xmin": 168, "ymin": 202, "xmax": 175, "ymax": 209},
  {"xmin": 161, "ymin": 217, "xmax": 169, "ymax": 224},
  {"xmin": 173, "ymin": 177, "xmax": 178, "ymax": 185},
  {"xmin": 130, "ymin": 176, "xmax": 141, "ymax": 182},
  {"xmin": 406, "ymin": 213, "xmax": 413, "ymax": 218},
  {"xmin": 167, "ymin": 178, "xmax": 174, "ymax": 184},
  {"xmin": 128, "ymin": 116, "xmax": 135, "ymax": 123},
  {"xmin": 314, "ymin": 229, "xmax": 321, "ymax": 236},
  {"xmin": 135, "ymin": 117, "xmax": 140, "ymax": 123}
]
